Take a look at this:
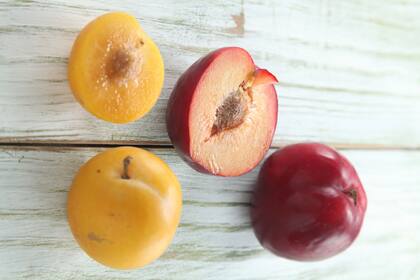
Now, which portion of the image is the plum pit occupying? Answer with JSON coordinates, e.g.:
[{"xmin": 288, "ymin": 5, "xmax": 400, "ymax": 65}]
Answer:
[
  {"xmin": 106, "ymin": 43, "xmax": 143, "ymax": 86},
  {"xmin": 107, "ymin": 49, "xmax": 132, "ymax": 79},
  {"xmin": 211, "ymin": 83, "xmax": 252, "ymax": 136}
]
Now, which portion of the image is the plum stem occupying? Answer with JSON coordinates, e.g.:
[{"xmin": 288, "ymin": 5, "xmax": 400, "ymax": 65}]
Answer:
[
  {"xmin": 121, "ymin": 156, "xmax": 133, "ymax": 179},
  {"xmin": 343, "ymin": 188, "xmax": 358, "ymax": 206}
]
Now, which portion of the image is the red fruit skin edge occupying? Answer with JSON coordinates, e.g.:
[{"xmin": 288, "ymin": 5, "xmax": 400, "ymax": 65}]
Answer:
[{"xmin": 253, "ymin": 68, "xmax": 278, "ymax": 86}]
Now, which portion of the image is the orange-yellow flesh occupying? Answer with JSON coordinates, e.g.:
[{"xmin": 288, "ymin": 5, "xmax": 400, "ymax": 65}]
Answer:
[
  {"xmin": 67, "ymin": 147, "xmax": 182, "ymax": 269},
  {"xmin": 68, "ymin": 12, "xmax": 164, "ymax": 123},
  {"xmin": 190, "ymin": 49, "xmax": 275, "ymax": 176}
]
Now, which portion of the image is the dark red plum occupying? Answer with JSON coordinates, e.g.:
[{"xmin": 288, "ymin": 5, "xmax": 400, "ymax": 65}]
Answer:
[{"xmin": 251, "ymin": 143, "xmax": 367, "ymax": 261}]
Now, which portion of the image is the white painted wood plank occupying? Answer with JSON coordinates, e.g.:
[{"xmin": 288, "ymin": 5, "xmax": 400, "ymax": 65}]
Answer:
[
  {"xmin": 1, "ymin": 0, "xmax": 420, "ymax": 147},
  {"xmin": 0, "ymin": 147, "xmax": 419, "ymax": 279}
]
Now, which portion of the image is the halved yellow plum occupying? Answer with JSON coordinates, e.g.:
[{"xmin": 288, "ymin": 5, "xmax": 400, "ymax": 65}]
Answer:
[{"xmin": 68, "ymin": 12, "xmax": 164, "ymax": 123}]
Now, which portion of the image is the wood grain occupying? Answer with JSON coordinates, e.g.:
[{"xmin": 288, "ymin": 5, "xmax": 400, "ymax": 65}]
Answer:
[
  {"xmin": 1, "ymin": 0, "xmax": 420, "ymax": 147},
  {"xmin": 0, "ymin": 146, "xmax": 419, "ymax": 279}
]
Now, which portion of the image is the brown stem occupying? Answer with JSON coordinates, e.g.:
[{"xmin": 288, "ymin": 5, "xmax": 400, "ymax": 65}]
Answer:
[
  {"xmin": 121, "ymin": 156, "xmax": 133, "ymax": 179},
  {"xmin": 343, "ymin": 188, "xmax": 358, "ymax": 206}
]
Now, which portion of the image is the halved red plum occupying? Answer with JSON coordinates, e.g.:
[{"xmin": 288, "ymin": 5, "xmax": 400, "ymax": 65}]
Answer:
[{"xmin": 166, "ymin": 47, "xmax": 278, "ymax": 176}]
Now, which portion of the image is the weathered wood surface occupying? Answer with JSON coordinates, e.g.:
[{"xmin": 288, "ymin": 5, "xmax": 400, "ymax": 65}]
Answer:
[
  {"xmin": 1, "ymin": 1, "xmax": 420, "ymax": 279},
  {"xmin": 1, "ymin": 0, "xmax": 420, "ymax": 147},
  {"xmin": 0, "ymin": 147, "xmax": 419, "ymax": 279}
]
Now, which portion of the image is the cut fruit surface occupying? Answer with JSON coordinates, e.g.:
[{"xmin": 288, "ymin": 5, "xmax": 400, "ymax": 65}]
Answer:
[
  {"xmin": 167, "ymin": 47, "xmax": 278, "ymax": 176},
  {"xmin": 68, "ymin": 12, "xmax": 164, "ymax": 123}
]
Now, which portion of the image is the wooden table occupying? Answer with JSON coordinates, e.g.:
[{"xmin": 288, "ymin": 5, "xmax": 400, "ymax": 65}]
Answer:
[{"xmin": 1, "ymin": 1, "xmax": 420, "ymax": 279}]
